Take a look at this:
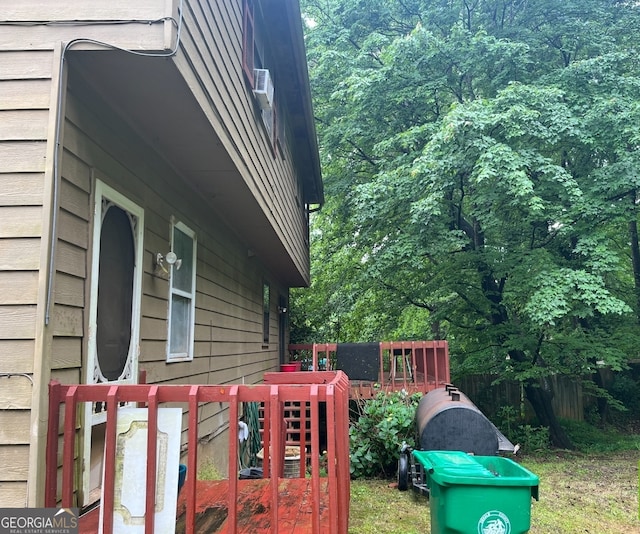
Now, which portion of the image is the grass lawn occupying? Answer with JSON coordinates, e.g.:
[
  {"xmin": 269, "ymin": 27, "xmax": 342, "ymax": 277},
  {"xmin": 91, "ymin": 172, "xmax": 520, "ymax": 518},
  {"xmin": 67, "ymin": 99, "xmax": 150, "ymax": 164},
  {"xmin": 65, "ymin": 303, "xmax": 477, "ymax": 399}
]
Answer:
[{"xmin": 349, "ymin": 450, "xmax": 639, "ymax": 533}]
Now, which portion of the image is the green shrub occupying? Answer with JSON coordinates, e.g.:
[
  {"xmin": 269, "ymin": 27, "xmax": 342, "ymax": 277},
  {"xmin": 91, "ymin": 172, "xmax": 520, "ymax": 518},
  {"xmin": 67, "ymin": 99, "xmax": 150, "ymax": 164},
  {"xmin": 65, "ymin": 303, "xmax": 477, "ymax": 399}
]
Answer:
[
  {"xmin": 512, "ymin": 424, "xmax": 550, "ymax": 453},
  {"xmin": 495, "ymin": 405, "xmax": 550, "ymax": 453},
  {"xmin": 560, "ymin": 418, "xmax": 640, "ymax": 453},
  {"xmin": 349, "ymin": 391, "xmax": 421, "ymax": 479}
]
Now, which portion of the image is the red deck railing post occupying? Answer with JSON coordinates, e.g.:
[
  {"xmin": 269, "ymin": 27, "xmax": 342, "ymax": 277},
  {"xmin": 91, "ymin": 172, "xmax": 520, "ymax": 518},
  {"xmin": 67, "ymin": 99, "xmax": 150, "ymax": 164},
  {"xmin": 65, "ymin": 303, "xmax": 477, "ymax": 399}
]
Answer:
[
  {"xmin": 45, "ymin": 381, "xmax": 61, "ymax": 507},
  {"xmin": 309, "ymin": 384, "xmax": 321, "ymax": 534},
  {"xmin": 227, "ymin": 385, "xmax": 239, "ymax": 534},
  {"xmin": 62, "ymin": 386, "xmax": 78, "ymax": 508},
  {"xmin": 185, "ymin": 385, "xmax": 199, "ymax": 534},
  {"xmin": 144, "ymin": 385, "xmax": 159, "ymax": 534},
  {"xmin": 325, "ymin": 383, "xmax": 339, "ymax": 533},
  {"xmin": 100, "ymin": 386, "xmax": 120, "ymax": 534},
  {"xmin": 269, "ymin": 385, "xmax": 281, "ymax": 533}
]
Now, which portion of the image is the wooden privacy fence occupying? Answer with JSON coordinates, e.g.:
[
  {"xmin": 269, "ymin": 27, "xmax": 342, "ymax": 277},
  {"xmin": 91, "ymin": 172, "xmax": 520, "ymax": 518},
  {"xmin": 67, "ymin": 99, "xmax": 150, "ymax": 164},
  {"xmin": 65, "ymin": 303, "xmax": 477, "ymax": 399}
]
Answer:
[
  {"xmin": 288, "ymin": 341, "xmax": 450, "ymax": 398},
  {"xmin": 45, "ymin": 371, "xmax": 350, "ymax": 534},
  {"xmin": 458, "ymin": 374, "xmax": 584, "ymax": 422}
]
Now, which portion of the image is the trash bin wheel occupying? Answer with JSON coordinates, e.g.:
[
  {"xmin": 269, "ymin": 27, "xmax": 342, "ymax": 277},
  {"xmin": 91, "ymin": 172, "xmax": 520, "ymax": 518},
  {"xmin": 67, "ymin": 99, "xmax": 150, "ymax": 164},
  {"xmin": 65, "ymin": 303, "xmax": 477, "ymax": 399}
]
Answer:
[{"xmin": 398, "ymin": 452, "xmax": 409, "ymax": 491}]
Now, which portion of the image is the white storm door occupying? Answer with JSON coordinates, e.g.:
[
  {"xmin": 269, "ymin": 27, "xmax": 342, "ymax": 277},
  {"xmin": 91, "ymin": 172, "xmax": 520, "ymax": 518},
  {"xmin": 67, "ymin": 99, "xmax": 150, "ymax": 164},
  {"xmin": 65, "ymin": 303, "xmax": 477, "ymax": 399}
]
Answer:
[{"xmin": 82, "ymin": 180, "xmax": 144, "ymax": 504}]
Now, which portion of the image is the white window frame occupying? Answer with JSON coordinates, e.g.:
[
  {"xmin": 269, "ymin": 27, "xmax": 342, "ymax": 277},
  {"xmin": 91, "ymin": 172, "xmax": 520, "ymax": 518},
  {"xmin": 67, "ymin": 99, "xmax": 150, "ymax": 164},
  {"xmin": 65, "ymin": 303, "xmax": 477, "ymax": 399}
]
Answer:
[{"xmin": 166, "ymin": 221, "xmax": 197, "ymax": 362}]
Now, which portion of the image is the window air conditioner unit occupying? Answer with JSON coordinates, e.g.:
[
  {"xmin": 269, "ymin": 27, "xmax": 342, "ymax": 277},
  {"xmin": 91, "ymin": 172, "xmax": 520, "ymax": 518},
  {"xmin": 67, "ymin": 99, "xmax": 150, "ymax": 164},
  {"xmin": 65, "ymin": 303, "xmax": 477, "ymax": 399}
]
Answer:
[{"xmin": 253, "ymin": 68, "xmax": 274, "ymax": 110}]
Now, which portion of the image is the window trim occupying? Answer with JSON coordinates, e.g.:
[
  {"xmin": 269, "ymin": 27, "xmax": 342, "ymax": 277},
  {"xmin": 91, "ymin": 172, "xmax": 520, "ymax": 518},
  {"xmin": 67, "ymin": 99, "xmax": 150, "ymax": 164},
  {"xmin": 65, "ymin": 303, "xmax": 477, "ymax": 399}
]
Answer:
[
  {"xmin": 166, "ymin": 221, "xmax": 197, "ymax": 362},
  {"xmin": 242, "ymin": 0, "xmax": 255, "ymax": 87}
]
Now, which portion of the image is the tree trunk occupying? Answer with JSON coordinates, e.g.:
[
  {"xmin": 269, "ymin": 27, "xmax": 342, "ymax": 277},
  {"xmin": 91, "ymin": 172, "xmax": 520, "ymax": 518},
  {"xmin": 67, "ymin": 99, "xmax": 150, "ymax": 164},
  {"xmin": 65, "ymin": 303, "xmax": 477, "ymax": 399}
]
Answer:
[
  {"xmin": 524, "ymin": 380, "xmax": 574, "ymax": 449},
  {"xmin": 628, "ymin": 218, "xmax": 640, "ymax": 320}
]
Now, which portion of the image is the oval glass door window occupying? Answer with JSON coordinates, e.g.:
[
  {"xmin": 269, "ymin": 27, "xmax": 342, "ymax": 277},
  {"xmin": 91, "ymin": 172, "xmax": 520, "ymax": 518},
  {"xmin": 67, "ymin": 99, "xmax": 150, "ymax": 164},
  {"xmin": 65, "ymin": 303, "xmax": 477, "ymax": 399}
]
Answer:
[{"xmin": 96, "ymin": 204, "xmax": 135, "ymax": 381}]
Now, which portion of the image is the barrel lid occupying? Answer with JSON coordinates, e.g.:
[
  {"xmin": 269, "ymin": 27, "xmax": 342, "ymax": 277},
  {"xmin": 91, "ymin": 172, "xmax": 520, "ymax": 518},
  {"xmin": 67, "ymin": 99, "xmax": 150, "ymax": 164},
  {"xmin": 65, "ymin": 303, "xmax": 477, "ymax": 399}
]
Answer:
[{"xmin": 412, "ymin": 450, "xmax": 539, "ymax": 488}]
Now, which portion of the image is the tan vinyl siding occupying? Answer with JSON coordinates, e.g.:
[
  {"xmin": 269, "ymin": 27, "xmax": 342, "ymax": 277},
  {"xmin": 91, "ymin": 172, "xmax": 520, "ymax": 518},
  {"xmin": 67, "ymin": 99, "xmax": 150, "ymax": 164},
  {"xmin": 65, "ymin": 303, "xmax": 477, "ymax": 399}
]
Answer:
[
  {"xmin": 60, "ymin": 80, "xmax": 280, "ymax": 476},
  {"xmin": 0, "ymin": 272, "xmax": 39, "ymax": 305},
  {"xmin": 174, "ymin": 0, "xmax": 310, "ymax": 281},
  {"xmin": 3, "ymin": 0, "xmax": 171, "ymax": 21},
  {"xmin": 63, "ymin": 72, "xmax": 281, "ymax": 441},
  {"xmin": 0, "ymin": 1, "xmax": 172, "ymax": 53},
  {"xmin": 0, "ymin": 341, "xmax": 35, "ymax": 374},
  {"xmin": 0, "ymin": 46, "xmax": 53, "ymax": 506}
]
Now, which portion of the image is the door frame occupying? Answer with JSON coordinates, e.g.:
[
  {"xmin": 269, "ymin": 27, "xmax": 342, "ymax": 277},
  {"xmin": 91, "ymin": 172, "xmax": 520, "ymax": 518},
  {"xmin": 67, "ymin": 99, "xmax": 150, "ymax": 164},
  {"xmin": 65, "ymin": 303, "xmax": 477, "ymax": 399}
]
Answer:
[{"xmin": 81, "ymin": 179, "xmax": 145, "ymax": 503}]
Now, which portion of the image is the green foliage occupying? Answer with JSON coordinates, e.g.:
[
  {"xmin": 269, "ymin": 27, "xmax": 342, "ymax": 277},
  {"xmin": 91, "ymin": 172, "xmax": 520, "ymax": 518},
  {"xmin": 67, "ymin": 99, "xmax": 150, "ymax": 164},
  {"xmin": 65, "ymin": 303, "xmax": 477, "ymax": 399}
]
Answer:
[
  {"xmin": 349, "ymin": 391, "xmax": 421, "ymax": 479},
  {"xmin": 560, "ymin": 419, "xmax": 640, "ymax": 453},
  {"xmin": 297, "ymin": 0, "xmax": 640, "ymax": 448},
  {"xmin": 512, "ymin": 425, "xmax": 551, "ymax": 453},
  {"xmin": 495, "ymin": 405, "xmax": 551, "ymax": 453}
]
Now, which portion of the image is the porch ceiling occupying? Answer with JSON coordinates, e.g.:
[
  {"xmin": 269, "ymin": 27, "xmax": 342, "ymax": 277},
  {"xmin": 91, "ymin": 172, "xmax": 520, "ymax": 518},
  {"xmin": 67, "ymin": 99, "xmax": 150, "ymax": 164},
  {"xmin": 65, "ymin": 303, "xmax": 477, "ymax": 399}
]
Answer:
[{"xmin": 70, "ymin": 50, "xmax": 307, "ymax": 286}]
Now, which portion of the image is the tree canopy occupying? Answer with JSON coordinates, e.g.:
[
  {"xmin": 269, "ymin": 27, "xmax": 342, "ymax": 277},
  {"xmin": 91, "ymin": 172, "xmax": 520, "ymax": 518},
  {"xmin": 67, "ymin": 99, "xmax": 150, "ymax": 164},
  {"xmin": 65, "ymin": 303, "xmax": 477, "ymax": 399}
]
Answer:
[{"xmin": 292, "ymin": 0, "xmax": 640, "ymax": 447}]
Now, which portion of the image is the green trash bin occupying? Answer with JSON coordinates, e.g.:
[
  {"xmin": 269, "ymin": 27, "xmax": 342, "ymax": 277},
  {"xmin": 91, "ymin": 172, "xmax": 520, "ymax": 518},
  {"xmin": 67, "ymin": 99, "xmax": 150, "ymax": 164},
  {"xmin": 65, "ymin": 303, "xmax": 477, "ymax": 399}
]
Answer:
[{"xmin": 413, "ymin": 450, "xmax": 539, "ymax": 534}]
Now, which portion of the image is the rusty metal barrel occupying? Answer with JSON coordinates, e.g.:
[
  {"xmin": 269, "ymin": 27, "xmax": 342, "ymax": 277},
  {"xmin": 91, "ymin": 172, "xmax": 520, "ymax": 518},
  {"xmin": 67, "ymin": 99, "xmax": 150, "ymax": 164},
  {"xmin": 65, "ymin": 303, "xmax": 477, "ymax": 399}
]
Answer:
[{"xmin": 416, "ymin": 386, "xmax": 500, "ymax": 456}]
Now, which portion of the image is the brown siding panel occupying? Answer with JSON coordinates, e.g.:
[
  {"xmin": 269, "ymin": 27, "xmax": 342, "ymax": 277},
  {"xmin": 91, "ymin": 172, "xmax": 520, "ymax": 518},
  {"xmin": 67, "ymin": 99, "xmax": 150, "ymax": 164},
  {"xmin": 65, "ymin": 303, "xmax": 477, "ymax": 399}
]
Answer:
[
  {"xmin": 0, "ymin": 79, "xmax": 51, "ymax": 110},
  {"xmin": 0, "ymin": 51, "xmax": 54, "ymax": 80},
  {"xmin": 0, "ymin": 411, "xmax": 31, "ymax": 444},
  {"xmin": 49, "ymin": 304, "xmax": 83, "ymax": 338},
  {"xmin": 0, "ymin": 110, "xmax": 49, "ymax": 140},
  {"xmin": 0, "ymin": 173, "xmax": 45, "ymax": 206},
  {"xmin": 53, "ymin": 272, "xmax": 84, "ymax": 308},
  {"xmin": 0, "ymin": 305, "xmax": 37, "ymax": 339},
  {"xmin": 0, "ymin": 23, "xmax": 167, "ymax": 52},
  {"xmin": 0, "ymin": 271, "xmax": 38, "ymax": 305},
  {"xmin": 0, "ymin": 340, "xmax": 35, "ymax": 374},
  {"xmin": 0, "ymin": 206, "xmax": 42, "ymax": 237},
  {"xmin": 0, "ymin": 374, "xmax": 33, "ymax": 409},
  {"xmin": 51, "ymin": 337, "xmax": 82, "ymax": 369},
  {"xmin": 0, "ymin": 238, "xmax": 41, "ymax": 270},
  {"xmin": 0, "ymin": 446, "xmax": 30, "ymax": 481},
  {"xmin": 0, "ymin": 141, "xmax": 47, "ymax": 173},
  {"xmin": 3, "ymin": 0, "xmax": 169, "ymax": 21},
  {"xmin": 0, "ymin": 482, "xmax": 28, "ymax": 508}
]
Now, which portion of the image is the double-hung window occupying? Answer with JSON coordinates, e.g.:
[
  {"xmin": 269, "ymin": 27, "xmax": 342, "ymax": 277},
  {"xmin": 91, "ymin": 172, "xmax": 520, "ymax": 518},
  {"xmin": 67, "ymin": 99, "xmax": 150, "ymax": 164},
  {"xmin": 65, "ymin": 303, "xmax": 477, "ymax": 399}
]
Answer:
[{"xmin": 167, "ymin": 222, "xmax": 197, "ymax": 362}]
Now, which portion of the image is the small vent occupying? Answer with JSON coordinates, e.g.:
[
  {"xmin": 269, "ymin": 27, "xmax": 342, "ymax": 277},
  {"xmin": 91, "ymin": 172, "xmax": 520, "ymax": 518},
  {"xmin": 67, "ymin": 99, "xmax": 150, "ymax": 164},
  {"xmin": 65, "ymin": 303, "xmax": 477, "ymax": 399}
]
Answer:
[{"xmin": 253, "ymin": 68, "xmax": 274, "ymax": 109}]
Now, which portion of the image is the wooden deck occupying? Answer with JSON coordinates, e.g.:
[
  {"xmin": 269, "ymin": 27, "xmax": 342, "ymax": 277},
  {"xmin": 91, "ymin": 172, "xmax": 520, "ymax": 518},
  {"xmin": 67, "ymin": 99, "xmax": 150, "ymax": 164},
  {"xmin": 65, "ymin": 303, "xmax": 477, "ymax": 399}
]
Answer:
[
  {"xmin": 79, "ymin": 478, "xmax": 332, "ymax": 534},
  {"xmin": 288, "ymin": 341, "xmax": 451, "ymax": 398},
  {"xmin": 47, "ymin": 373, "xmax": 350, "ymax": 533}
]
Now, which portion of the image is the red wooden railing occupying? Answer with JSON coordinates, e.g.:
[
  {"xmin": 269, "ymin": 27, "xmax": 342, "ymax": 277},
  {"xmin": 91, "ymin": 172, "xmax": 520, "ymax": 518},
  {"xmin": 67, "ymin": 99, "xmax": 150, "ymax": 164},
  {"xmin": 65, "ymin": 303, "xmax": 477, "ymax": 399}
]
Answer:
[
  {"xmin": 287, "ymin": 341, "xmax": 450, "ymax": 398},
  {"xmin": 45, "ymin": 371, "xmax": 350, "ymax": 534}
]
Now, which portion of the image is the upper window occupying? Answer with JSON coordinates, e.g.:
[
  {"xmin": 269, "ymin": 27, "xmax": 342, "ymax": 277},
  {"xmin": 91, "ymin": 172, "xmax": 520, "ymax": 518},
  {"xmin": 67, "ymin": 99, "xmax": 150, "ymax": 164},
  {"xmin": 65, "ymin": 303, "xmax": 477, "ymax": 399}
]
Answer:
[
  {"xmin": 242, "ymin": 0, "xmax": 256, "ymax": 86},
  {"xmin": 242, "ymin": 0, "xmax": 280, "ymax": 156},
  {"xmin": 167, "ymin": 222, "xmax": 197, "ymax": 362}
]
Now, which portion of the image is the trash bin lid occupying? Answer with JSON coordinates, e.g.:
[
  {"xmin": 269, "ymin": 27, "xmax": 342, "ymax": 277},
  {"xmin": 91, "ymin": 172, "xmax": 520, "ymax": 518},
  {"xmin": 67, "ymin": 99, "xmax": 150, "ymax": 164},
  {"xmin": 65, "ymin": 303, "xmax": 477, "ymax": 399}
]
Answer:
[{"xmin": 413, "ymin": 450, "xmax": 539, "ymax": 487}]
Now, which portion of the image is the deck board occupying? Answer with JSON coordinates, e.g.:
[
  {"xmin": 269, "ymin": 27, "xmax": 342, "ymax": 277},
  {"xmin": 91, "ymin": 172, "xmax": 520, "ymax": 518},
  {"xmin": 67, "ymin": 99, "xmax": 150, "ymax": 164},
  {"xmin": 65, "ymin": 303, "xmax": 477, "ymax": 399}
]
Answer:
[{"xmin": 79, "ymin": 478, "xmax": 331, "ymax": 534}]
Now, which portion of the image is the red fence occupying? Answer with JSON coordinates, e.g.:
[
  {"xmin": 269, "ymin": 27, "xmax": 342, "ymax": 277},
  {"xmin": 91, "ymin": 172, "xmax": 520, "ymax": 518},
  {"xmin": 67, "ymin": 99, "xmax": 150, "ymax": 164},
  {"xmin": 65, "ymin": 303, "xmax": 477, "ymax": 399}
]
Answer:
[
  {"xmin": 45, "ymin": 371, "xmax": 350, "ymax": 534},
  {"xmin": 288, "ymin": 341, "xmax": 450, "ymax": 398}
]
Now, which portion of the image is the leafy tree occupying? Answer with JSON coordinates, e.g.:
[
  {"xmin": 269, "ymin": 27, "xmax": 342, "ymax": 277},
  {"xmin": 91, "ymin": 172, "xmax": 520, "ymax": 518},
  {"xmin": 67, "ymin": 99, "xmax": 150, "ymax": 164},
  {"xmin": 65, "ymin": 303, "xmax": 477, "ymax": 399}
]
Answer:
[{"xmin": 297, "ymin": 0, "xmax": 640, "ymax": 448}]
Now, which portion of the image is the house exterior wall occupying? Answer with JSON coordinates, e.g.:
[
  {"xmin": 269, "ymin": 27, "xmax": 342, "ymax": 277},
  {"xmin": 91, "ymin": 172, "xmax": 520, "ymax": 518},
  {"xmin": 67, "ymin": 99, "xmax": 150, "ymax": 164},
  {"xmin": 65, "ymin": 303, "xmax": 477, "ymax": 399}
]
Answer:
[
  {"xmin": 60, "ymin": 72, "xmax": 286, "ymax": 483},
  {"xmin": 173, "ymin": 0, "xmax": 311, "ymax": 280},
  {"xmin": 0, "ymin": 0, "xmax": 319, "ymax": 507},
  {"xmin": 0, "ymin": 47, "xmax": 58, "ymax": 507}
]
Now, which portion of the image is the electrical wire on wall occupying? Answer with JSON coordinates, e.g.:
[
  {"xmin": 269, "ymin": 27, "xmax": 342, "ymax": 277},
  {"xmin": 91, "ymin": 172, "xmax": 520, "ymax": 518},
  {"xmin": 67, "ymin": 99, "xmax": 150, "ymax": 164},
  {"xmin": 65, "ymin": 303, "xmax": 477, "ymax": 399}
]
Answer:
[{"xmin": 0, "ymin": 3, "xmax": 185, "ymax": 325}]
